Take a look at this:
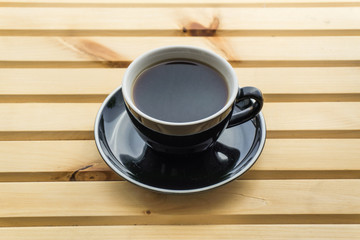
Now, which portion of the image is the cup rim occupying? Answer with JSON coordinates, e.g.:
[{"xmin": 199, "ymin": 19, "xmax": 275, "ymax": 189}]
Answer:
[{"xmin": 122, "ymin": 45, "xmax": 238, "ymax": 127}]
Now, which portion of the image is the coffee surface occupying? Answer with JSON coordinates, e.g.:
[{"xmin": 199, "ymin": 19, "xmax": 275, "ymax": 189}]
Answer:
[{"xmin": 133, "ymin": 60, "xmax": 228, "ymax": 123}]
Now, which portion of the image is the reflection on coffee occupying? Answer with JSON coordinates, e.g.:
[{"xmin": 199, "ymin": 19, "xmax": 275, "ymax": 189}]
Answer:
[{"xmin": 133, "ymin": 60, "xmax": 228, "ymax": 123}]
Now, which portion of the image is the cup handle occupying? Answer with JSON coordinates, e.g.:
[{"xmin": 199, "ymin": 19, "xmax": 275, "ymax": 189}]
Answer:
[{"xmin": 227, "ymin": 87, "xmax": 264, "ymax": 128}]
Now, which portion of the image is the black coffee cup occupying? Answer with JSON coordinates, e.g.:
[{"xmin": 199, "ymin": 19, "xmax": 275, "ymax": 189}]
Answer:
[{"xmin": 122, "ymin": 46, "xmax": 263, "ymax": 154}]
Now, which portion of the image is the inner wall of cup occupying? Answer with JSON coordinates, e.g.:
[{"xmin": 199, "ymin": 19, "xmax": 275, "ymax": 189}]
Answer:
[{"xmin": 124, "ymin": 47, "xmax": 238, "ymax": 104}]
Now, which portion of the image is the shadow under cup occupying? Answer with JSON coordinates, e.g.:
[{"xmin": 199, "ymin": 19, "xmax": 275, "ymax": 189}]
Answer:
[{"xmin": 122, "ymin": 46, "xmax": 263, "ymax": 154}]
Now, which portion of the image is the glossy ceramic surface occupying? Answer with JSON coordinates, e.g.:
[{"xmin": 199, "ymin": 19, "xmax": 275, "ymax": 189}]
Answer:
[
  {"xmin": 122, "ymin": 46, "xmax": 245, "ymax": 136},
  {"xmin": 95, "ymin": 87, "xmax": 266, "ymax": 193}
]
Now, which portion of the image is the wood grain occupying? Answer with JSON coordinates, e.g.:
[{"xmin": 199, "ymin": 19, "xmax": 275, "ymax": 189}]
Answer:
[
  {"xmin": 2, "ymin": 0, "xmax": 360, "ymax": 7},
  {"xmin": 264, "ymin": 102, "xmax": 360, "ymax": 131},
  {"xmin": 1, "ymin": 68, "xmax": 359, "ymax": 102},
  {"xmin": 1, "ymin": 8, "xmax": 359, "ymax": 33},
  {"xmin": 1, "ymin": 225, "xmax": 360, "ymax": 240},
  {"xmin": 0, "ymin": 139, "xmax": 359, "ymax": 181},
  {"xmin": 1, "ymin": 37, "xmax": 359, "ymax": 63},
  {"xmin": 0, "ymin": 180, "xmax": 359, "ymax": 226},
  {"xmin": 0, "ymin": 102, "xmax": 358, "ymax": 133},
  {"xmin": 0, "ymin": 103, "xmax": 98, "ymax": 131},
  {"xmin": 1, "ymin": 67, "xmax": 359, "ymax": 95},
  {"xmin": 1, "ymin": 0, "xmax": 359, "ymax": 234}
]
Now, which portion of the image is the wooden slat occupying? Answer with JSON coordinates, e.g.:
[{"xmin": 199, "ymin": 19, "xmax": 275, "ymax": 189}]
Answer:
[
  {"xmin": 264, "ymin": 102, "xmax": 360, "ymax": 131},
  {"xmin": 1, "ymin": 225, "xmax": 360, "ymax": 240},
  {"xmin": 1, "ymin": 0, "xmax": 358, "ymax": 236},
  {"xmin": 1, "ymin": 8, "xmax": 359, "ymax": 33},
  {"xmin": 0, "ymin": 104, "xmax": 98, "ymax": 131},
  {"xmin": 1, "ymin": 68, "xmax": 359, "ymax": 102},
  {"xmin": 3, "ymin": 0, "xmax": 360, "ymax": 4},
  {"xmin": 1, "ymin": 37, "xmax": 360, "ymax": 63},
  {"xmin": 0, "ymin": 102, "xmax": 358, "ymax": 134},
  {"xmin": 1, "ymin": 67, "xmax": 360, "ymax": 95},
  {"xmin": 1, "ymin": 67, "xmax": 359, "ymax": 102},
  {"xmin": 0, "ymin": 141, "xmax": 103, "ymax": 181},
  {"xmin": 1, "ymin": 0, "xmax": 360, "ymax": 8},
  {"xmin": 237, "ymin": 67, "xmax": 360, "ymax": 94},
  {"xmin": 0, "ymin": 139, "xmax": 359, "ymax": 181},
  {"xmin": 0, "ymin": 180, "xmax": 360, "ymax": 226},
  {"xmin": 0, "ymin": 69, "xmax": 120, "ymax": 95},
  {"xmin": 256, "ymin": 139, "xmax": 360, "ymax": 171}
]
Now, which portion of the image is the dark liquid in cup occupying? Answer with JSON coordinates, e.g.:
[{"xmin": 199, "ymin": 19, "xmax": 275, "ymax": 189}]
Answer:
[{"xmin": 132, "ymin": 60, "xmax": 228, "ymax": 123}]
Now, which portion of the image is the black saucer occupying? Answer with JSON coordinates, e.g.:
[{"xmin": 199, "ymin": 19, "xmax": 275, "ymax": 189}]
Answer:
[{"xmin": 95, "ymin": 87, "xmax": 266, "ymax": 193}]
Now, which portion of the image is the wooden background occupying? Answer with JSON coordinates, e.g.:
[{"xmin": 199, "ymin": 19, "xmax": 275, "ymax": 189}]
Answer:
[{"xmin": 1, "ymin": 0, "xmax": 360, "ymax": 238}]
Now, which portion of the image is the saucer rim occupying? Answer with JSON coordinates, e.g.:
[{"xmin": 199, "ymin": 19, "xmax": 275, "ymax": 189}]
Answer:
[{"xmin": 94, "ymin": 85, "xmax": 266, "ymax": 194}]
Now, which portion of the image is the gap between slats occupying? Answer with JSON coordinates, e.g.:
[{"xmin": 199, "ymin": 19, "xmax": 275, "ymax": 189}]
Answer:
[
  {"xmin": 1, "ymin": 215, "xmax": 360, "ymax": 226},
  {"xmin": 1, "ymin": 130, "xmax": 360, "ymax": 141},
  {"xmin": 2, "ymin": 170, "xmax": 360, "ymax": 182}
]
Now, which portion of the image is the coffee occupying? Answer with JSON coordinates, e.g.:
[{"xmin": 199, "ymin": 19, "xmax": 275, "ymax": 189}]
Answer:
[{"xmin": 132, "ymin": 60, "xmax": 228, "ymax": 123}]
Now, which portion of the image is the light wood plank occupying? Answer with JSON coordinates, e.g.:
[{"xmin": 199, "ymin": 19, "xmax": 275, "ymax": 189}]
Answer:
[
  {"xmin": 3, "ymin": 0, "xmax": 360, "ymax": 4},
  {"xmin": 1, "ymin": 37, "xmax": 360, "ymax": 62},
  {"xmin": 264, "ymin": 102, "xmax": 360, "ymax": 131},
  {"xmin": 1, "ymin": 68, "xmax": 360, "ymax": 95},
  {"xmin": 1, "ymin": 8, "xmax": 359, "ymax": 32},
  {"xmin": 0, "ymin": 102, "xmax": 358, "ymax": 133},
  {"xmin": 256, "ymin": 139, "xmax": 360, "ymax": 171},
  {"xmin": 2, "ymin": 0, "xmax": 360, "ymax": 8},
  {"xmin": 0, "ymin": 139, "xmax": 359, "ymax": 181},
  {"xmin": 0, "ymin": 103, "xmax": 98, "ymax": 131},
  {"xmin": 0, "ymin": 180, "xmax": 359, "ymax": 225},
  {"xmin": 0, "ymin": 141, "xmax": 102, "ymax": 172},
  {"xmin": 1, "ymin": 68, "xmax": 359, "ymax": 102},
  {"xmin": 1, "ymin": 225, "xmax": 360, "ymax": 240},
  {"xmin": 237, "ymin": 67, "xmax": 360, "ymax": 94},
  {"xmin": 0, "ymin": 69, "xmax": 121, "ymax": 95}
]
